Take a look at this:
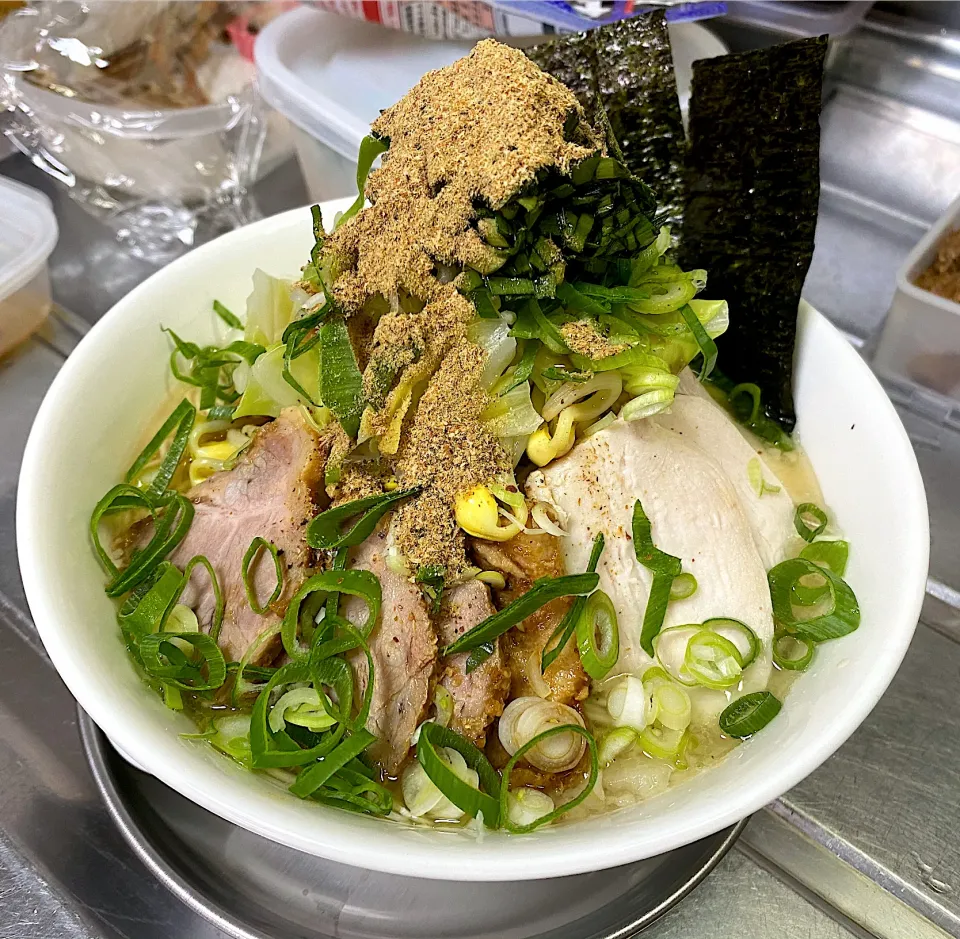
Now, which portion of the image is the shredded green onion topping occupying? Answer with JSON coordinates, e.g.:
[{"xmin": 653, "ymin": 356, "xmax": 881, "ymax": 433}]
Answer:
[
  {"xmin": 306, "ymin": 487, "xmax": 422, "ymax": 550},
  {"xmin": 576, "ymin": 589, "xmax": 620, "ymax": 679},
  {"xmin": 541, "ymin": 533, "xmax": 605, "ymax": 673},
  {"xmin": 794, "ymin": 503, "xmax": 828, "ymax": 542},
  {"xmin": 719, "ymin": 691, "xmax": 782, "ymax": 738},
  {"xmin": 242, "ymin": 537, "xmax": 284, "ymax": 614},
  {"xmin": 768, "ymin": 558, "xmax": 860, "ymax": 642},
  {"xmin": 417, "ymin": 722, "xmax": 502, "ymax": 827},
  {"xmin": 499, "ymin": 725, "xmax": 598, "ymax": 833}
]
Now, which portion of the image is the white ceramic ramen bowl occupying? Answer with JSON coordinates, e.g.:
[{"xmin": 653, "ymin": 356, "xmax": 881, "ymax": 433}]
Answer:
[{"xmin": 18, "ymin": 198, "xmax": 929, "ymax": 881}]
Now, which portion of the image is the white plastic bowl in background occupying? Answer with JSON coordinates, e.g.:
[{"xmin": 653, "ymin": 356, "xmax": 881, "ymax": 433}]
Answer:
[
  {"xmin": 18, "ymin": 199, "xmax": 928, "ymax": 882},
  {"xmin": 254, "ymin": 7, "xmax": 727, "ymax": 204},
  {"xmin": 872, "ymin": 191, "xmax": 960, "ymax": 400}
]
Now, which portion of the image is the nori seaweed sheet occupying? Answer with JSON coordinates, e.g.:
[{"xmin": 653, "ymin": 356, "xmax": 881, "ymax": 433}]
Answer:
[
  {"xmin": 678, "ymin": 36, "xmax": 827, "ymax": 433},
  {"xmin": 526, "ymin": 12, "xmax": 686, "ymax": 225}
]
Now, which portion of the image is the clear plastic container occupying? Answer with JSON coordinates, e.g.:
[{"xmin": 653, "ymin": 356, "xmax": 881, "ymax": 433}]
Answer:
[
  {"xmin": 723, "ymin": 1, "xmax": 873, "ymax": 36},
  {"xmin": 873, "ymin": 192, "xmax": 960, "ymax": 399},
  {"xmin": 254, "ymin": 7, "xmax": 473, "ymax": 203},
  {"xmin": 0, "ymin": 5, "xmax": 267, "ymax": 262},
  {"xmin": 0, "ymin": 176, "xmax": 58, "ymax": 358}
]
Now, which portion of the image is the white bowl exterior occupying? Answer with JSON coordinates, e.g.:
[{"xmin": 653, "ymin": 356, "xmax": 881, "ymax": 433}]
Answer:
[{"xmin": 18, "ymin": 203, "xmax": 929, "ymax": 881}]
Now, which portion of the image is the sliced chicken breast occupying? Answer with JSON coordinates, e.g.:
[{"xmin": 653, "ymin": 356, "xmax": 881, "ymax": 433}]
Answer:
[
  {"xmin": 655, "ymin": 390, "xmax": 795, "ymax": 568},
  {"xmin": 528, "ymin": 416, "xmax": 775, "ymax": 720}
]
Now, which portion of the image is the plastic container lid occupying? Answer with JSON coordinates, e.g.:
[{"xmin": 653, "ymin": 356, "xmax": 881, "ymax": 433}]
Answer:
[
  {"xmin": 254, "ymin": 7, "xmax": 473, "ymax": 163},
  {"xmin": 0, "ymin": 177, "xmax": 58, "ymax": 302}
]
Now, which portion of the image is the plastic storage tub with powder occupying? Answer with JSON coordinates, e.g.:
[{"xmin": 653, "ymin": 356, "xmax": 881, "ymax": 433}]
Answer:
[
  {"xmin": 872, "ymin": 192, "xmax": 960, "ymax": 400},
  {"xmin": 0, "ymin": 177, "xmax": 58, "ymax": 358},
  {"xmin": 254, "ymin": 6, "xmax": 726, "ymax": 204}
]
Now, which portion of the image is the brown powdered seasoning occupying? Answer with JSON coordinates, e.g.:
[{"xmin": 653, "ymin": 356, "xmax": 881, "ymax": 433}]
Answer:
[{"xmin": 319, "ymin": 40, "xmax": 592, "ymax": 574}]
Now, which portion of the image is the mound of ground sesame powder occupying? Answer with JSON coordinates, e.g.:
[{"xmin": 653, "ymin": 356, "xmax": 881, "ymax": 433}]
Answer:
[{"xmin": 318, "ymin": 40, "xmax": 602, "ymax": 574}]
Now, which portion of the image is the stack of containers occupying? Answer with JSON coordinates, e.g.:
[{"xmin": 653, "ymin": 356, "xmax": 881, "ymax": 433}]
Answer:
[{"xmin": 0, "ymin": 177, "xmax": 58, "ymax": 358}]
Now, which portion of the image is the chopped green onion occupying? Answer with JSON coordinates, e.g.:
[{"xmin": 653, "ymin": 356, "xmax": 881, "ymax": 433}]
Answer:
[
  {"xmin": 306, "ymin": 487, "xmax": 421, "ymax": 550},
  {"xmin": 213, "ymin": 300, "xmax": 243, "ymax": 330},
  {"xmin": 576, "ymin": 589, "xmax": 619, "ymax": 679},
  {"xmin": 336, "ymin": 135, "xmax": 389, "ymax": 231},
  {"xmin": 471, "ymin": 287, "xmax": 501, "ymax": 319},
  {"xmin": 529, "ymin": 299, "xmax": 572, "ymax": 355},
  {"xmin": 632, "ymin": 499, "xmax": 681, "ymax": 656},
  {"xmin": 250, "ymin": 661, "xmax": 348, "ymax": 768},
  {"xmin": 415, "ymin": 564, "xmax": 445, "ymax": 615},
  {"xmin": 670, "ymin": 572, "xmax": 698, "ymax": 600},
  {"xmin": 179, "ymin": 555, "xmax": 224, "ymax": 642},
  {"xmin": 488, "ymin": 276, "xmax": 535, "ymax": 296},
  {"xmin": 747, "ymin": 456, "xmax": 781, "ymax": 497},
  {"xmin": 773, "ymin": 635, "xmax": 815, "ymax": 671},
  {"xmin": 683, "ymin": 629, "xmax": 743, "ymax": 689},
  {"xmin": 541, "ymin": 533, "xmax": 605, "ymax": 673},
  {"xmin": 598, "ymin": 726, "xmax": 638, "ymax": 765},
  {"xmin": 417, "ymin": 722, "xmax": 502, "ymax": 827},
  {"xmin": 281, "ymin": 570, "xmax": 382, "ymax": 659},
  {"xmin": 499, "ymin": 725, "xmax": 598, "ymax": 833},
  {"xmin": 638, "ymin": 724, "xmax": 688, "ymax": 761},
  {"xmin": 800, "ymin": 540, "xmax": 849, "ymax": 577},
  {"xmin": 768, "ymin": 558, "xmax": 860, "ymax": 642},
  {"xmin": 647, "ymin": 678, "xmax": 692, "ymax": 731},
  {"xmin": 288, "ymin": 729, "xmax": 377, "ymax": 798},
  {"xmin": 556, "ymin": 281, "xmax": 610, "ymax": 316},
  {"xmin": 607, "ymin": 674, "xmax": 648, "ymax": 729},
  {"xmin": 90, "ymin": 483, "xmax": 153, "ymax": 577},
  {"xmin": 505, "ymin": 788, "xmax": 555, "ymax": 828},
  {"xmin": 117, "ymin": 561, "xmax": 183, "ymax": 643},
  {"xmin": 653, "ymin": 625, "xmax": 702, "ymax": 687},
  {"xmin": 678, "ymin": 303, "xmax": 718, "ymax": 380},
  {"xmin": 640, "ymin": 573, "xmax": 675, "ymax": 659},
  {"xmin": 702, "ymin": 617, "xmax": 760, "ymax": 668},
  {"xmin": 632, "ymin": 500, "xmax": 682, "ymax": 577},
  {"xmin": 541, "ymin": 366, "xmax": 591, "ymax": 384},
  {"xmin": 320, "ymin": 315, "xmax": 364, "ymax": 438},
  {"xmin": 125, "ymin": 399, "xmax": 196, "ymax": 502},
  {"xmin": 241, "ymin": 537, "xmax": 284, "ymax": 615},
  {"xmin": 139, "ymin": 631, "xmax": 226, "ymax": 691},
  {"xmin": 501, "ymin": 341, "xmax": 538, "ymax": 395},
  {"xmin": 719, "ymin": 691, "xmax": 782, "ymax": 738},
  {"xmin": 446, "ymin": 571, "xmax": 599, "ymax": 659},
  {"xmin": 791, "ymin": 540, "xmax": 849, "ymax": 607},
  {"xmin": 231, "ymin": 621, "xmax": 282, "ymax": 706},
  {"xmin": 103, "ymin": 492, "xmax": 194, "ymax": 598},
  {"xmin": 794, "ymin": 503, "xmax": 828, "ymax": 542}
]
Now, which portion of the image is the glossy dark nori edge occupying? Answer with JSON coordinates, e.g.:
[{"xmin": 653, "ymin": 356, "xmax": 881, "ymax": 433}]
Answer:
[{"xmin": 679, "ymin": 36, "xmax": 828, "ymax": 432}]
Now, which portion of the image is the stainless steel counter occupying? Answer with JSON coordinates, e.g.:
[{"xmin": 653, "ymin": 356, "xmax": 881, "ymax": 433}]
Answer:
[{"xmin": 3, "ymin": 13, "xmax": 960, "ymax": 938}]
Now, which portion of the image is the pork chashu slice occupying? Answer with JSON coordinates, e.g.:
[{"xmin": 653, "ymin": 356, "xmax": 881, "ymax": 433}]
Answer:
[
  {"xmin": 435, "ymin": 580, "xmax": 510, "ymax": 746},
  {"xmin": 471, "ymin": 532, "xmax": 588, "ymax": 707},
  {"xmin": 341, "ymin": 524, "xmax": 437, "ymax": 775},
  {"xmin": 169, "ymin": 408, "xmax": 328, "ymax": 664}
]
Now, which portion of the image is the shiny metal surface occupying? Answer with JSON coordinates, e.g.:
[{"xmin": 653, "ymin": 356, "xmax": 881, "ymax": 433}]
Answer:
[
  {"xmin": 3, "ymin": 13, "xmax": 960, "ymax": 939},
  {"xmin": 80, "ymin": 715, "xmax": 747, "ymax": 939}
]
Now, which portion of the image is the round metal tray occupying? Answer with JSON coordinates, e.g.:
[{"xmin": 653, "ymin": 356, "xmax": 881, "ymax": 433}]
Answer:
[{"xmin": 79, "ymin": 712, "xmax": 745, "ymax": 939}]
